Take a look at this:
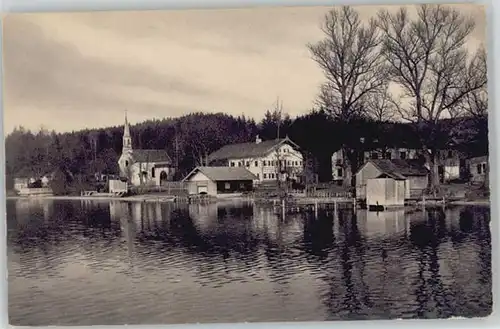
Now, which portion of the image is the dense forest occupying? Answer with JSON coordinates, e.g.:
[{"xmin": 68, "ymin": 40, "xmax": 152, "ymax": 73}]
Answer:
[{"xmin": 5, "ymin": 108, "xmax": 487, "ymax": 190}]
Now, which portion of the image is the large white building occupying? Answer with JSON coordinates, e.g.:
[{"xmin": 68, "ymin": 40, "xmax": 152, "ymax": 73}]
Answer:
[
  {"xmin": 207, "ymin": 135, "xmax": 304, "ymax": 183},
  {"xmin": 118, "ymin": 114, "xmax": 175, "ymax": 186}
]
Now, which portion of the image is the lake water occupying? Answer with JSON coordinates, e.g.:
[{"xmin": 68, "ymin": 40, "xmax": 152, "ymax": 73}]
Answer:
[{"xmin": 6, "ymin": 199, "xmax": 492, "ymax": 325}]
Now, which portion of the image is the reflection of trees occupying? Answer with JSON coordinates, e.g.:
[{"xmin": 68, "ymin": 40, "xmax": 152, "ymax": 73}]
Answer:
[
  {"xmin": 321, "ymin": 208, "xmax": 372, "ymax": 319},
  {"xmin": 409, "ymin": 208, "xmax": 451, "ymax": 318},
  {"xmin": 302, "ymin": 209, "xmax": 335, "ymax": 262},
  {"xmin": 473, "ymin": 206, "xmax": 492, "ymax": 315},
  {"xmin": 7, "ymin": 199, "xmax": 123, "ymax": 279}
]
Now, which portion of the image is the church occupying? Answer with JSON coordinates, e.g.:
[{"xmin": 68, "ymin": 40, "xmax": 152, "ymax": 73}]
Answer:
[{"xmin": 118, "ymin": 114, "xmax": 176, "ymax": 186}]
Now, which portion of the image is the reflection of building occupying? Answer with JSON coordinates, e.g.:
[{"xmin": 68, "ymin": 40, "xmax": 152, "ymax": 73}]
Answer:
[
  {"xmin": 182, "ymin": 166, "xmax": 257, "ymax": 196},
  {"xmin": 118, "ymin": 113, "xmax": 176, "ymax": 186},
  {"xmin": 356, "ymin": 209, "xmax": 408, "ymax": 237}
]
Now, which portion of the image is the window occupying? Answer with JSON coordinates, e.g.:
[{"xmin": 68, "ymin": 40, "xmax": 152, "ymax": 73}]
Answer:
[
  {"xmin": 271, "ymin": 173, "xmax": 275, "ymax": 179},
  {"xmin": 384, "ymin": 152, "xmax": 391, "ymax": 159},
  {"xmin": 337, "ymin": 168, "xmax": 343, "ymax": 177},
  {"xmin": 287, "ymin": 160, "xmax": 291, "ymax": 166},
  {"xmin": 225, "ymin": 182, "xmax": 230, "ymax": 190},
  {"xmin": 151, "ymin": 168, "xmax": 155, "ymax": 178},
  {"xmin": 256, "ymin": 173, "xmax": 260, "ymax": 179},
  {"xmin": 371, "ymin": 153, "xmax": 379, "ymax": 160},
  {"xmin": 400, "ymin": 151, "xmax": 407, "ymax": 159},
  {"xmin": 239, "ymin": 183, "xmax": 245, "ymax": 189},
  {"xmin": 254, "ymin": 161, "xmax": 258, "ymax": 167},
  {"xmin": 230, "ymin": 161, "xmax": 235, "ymax": 167},
  {"xmin": 448, "ymin": 150, "xmax": 453, "ymax": 158},
  {"xmin": 238, "ymin": 161, "xmax": 242, "ymax": 167},
  {"xmin": 245, "ymin": 161, "xmax": 250, "ymax": 167},
  {"xmin": 263, "ymin": 173, "xmax": 268, "ymax": 179},
  {"xmin": 125, "ymin": 160, "xmax": 129, "ymax": 166},
  {"xmin": 477, "ymin": 164, "xmax": 482, "ymax": 174},
  {"xmin": 482, "ymin": 163, "xmax": 487, "ymax": 173}
]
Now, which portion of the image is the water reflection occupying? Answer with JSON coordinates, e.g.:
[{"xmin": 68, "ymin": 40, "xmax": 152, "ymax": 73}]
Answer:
[{"xmin": 7, "ymin": 199, "xmax": 492, "ymax": 325}]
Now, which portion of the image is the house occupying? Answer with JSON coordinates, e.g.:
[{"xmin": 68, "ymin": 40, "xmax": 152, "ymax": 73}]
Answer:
[
  {"xmin": 331, "ymin": 146, "xmax": 422, "ymax": 183},
  {"xmin": 13, "ymin": 178, "xmax": 30, "ymax": 191},
  {"xmin": 182, "ymin": 166, "xmax": 257, "ymax": 196},
  {"xmin": 118, "ymin": 114, "xmax": 176, "ymax": 187},
  {"xmin": 435, "ymin": 148, "xmax": 466, "ymax": 182},
  {"xmin": 333, "ymin": 146, "xmax": 465, "ymax": 184},
  {"xmin": 467, "ymin": 155, "xmax": 489, "ymax": 185},
  {"xmin": 207, "ymin": 135, "xmax": 304, "ymax": 183},
  {"xmin": 355, "ymin": 159, "xmax": 429, "ymax": 200}
]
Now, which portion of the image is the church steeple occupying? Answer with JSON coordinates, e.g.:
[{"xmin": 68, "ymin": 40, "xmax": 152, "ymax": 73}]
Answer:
[{"xmin": 122, "ymin": 111, "xmax": 132, "ymax": 154}]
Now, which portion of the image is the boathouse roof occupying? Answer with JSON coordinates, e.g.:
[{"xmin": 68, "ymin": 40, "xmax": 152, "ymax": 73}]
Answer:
[
  {"xmin": 362, "ymin": 159, "xmax": 429, "ymax": 180},
  {"xmin": 208, "ymin": 136, "xmax": 300, "ymax": 161},
  {"xmin": 467, "ymin": 155, "xmax": 488, "ymax": 164},
  {"xmin": 132, "ymin": 149, "xmax": 172, "ymax": 163},
  {"xmin": 182, "ymin": 166, "xmax": 257, "ymax": 182}
]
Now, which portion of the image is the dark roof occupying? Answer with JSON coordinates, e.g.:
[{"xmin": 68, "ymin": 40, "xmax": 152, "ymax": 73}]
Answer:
[
  {"xmin": 208, "ymin": 137, "xmax": 299, "ymax": 161},
  {"xmin": 182, "ymin": 166, "xmax": 257, "ymax": 182},
  {"xmin": 364, "ymin": 159, "xmax": 429, "ymax": 179},
  {"xmin": 132, "ymin": 149, "xmax": 172, "ymax": 163},
  {"xmin": 468, "ymin": 155, "xmax": 488, "ymax": 164}
]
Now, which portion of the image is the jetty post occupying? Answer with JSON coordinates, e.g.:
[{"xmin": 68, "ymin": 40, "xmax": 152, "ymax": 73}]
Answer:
[
  {"xmin": 281, "ymin": 198, "xmax": 286, "ymax": 220},
  {"xmin": 314, "ymin": 199, "xmax": 318, "ymax": 218}
]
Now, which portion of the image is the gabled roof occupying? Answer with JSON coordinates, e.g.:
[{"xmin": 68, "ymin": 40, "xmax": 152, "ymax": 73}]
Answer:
[
  {"xmin": 182, "ymin": 166, "xmax": 257, "ymax": 182},
  {"xmin": 360, "ymin": 159, "xmax": 429, "ymax": 179},
  {"xmin": 132, "ymin": 149, "xmax": 172, "ymax": 163},
  {"xmin": 468, "ymin": 155, "xmax": 488, "ymax": 164},
  {"xmin": 208, "ymin": 137, "xmax": 300, "ymax": 161}
]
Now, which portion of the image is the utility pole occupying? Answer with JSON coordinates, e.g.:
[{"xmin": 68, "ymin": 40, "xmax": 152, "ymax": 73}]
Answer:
[
  {"xmin": 276, "ymin": 97, "xmax": 283, "ymax": 140},
  {"xmin": 175, "ymin": 127, "xmax": 179, "ymax": 170}
]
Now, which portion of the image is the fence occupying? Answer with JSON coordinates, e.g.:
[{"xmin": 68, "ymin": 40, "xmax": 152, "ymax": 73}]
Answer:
[
  {"xmin": 17, "ymin": 187, "xmax": 53, "ymax": 196},
  {"xmin": 130, "ymin": 181, "xmax": 189, "ymax": 195},
  {"xmin": 109, "ymin": 180, "xmax": 128, "ymax": 193}
]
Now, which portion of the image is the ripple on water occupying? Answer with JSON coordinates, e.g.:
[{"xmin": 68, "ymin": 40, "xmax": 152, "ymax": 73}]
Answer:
[{"xmin": 7, "ymin": 200, "xmax": 492, "ymax": 325}]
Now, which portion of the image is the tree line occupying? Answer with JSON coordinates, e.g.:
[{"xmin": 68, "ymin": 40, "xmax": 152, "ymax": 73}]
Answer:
[{"xmin": 5, "ymin": 108, "xmax": 486, "ymax": 190}]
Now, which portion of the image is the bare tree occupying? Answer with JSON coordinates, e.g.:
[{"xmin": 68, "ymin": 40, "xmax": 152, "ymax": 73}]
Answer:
[
  {"xmin": 377, "ymin": 4, "xmax": 487, "ymax": 193},
  {"xmin": 462, "ymin": 46, "xmax": 488, "ymax": 119},
  {"xmin": 308, "ymin": 6, "xmax": 387, "ymax": 187},
  {"xmin": 365, "ymin": 84, "xmax": 397, "ymax": 122}
]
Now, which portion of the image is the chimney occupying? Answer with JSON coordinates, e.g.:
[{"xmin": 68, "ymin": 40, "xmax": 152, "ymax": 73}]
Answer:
[{"xmin": 255, "ymin": 135, "xmax": 262, "ymax": 144}]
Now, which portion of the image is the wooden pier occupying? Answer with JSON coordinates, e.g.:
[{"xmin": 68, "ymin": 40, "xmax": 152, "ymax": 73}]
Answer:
[{"xmin": 272, "ymin": 197, "xmax": 355, "ymax": 216}]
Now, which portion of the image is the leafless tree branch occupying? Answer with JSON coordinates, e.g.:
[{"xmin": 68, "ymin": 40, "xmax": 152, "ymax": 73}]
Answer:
[{"xmin": 308, "ymin": 6, "xmax": 387, "ymax": 122}]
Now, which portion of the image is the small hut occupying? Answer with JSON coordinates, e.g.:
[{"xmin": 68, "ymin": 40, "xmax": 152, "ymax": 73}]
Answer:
[
  {"xmin": 182, "ymin": 166, "xmax": 257, "ymax": 196},
  {"xmin": 356, "ymin": 159, "xmax": 429, "ymax": 208},
  {"xmin": 366, "ymin": 176, "xmax": 406, "ymax": 210}
]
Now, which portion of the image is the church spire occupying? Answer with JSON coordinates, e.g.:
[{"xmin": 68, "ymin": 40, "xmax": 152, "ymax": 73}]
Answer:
[
  {"xmin": 122, "ymin": 110, "xmax": 132, "ymax": 154},
  {"xmin": 124, "ymin": 110, "xmax": 131, "ymax": 137}
]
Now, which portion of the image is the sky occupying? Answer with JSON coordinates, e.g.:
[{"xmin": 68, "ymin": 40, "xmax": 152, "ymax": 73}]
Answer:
[{"xmin": 3, "ymin": 4, "xmax": 486, "ymax": 133}]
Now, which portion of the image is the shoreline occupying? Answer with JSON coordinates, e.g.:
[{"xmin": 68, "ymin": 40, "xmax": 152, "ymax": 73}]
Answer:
[{"xmin": 6, "ymin": 195, "xmax": 491, "ymax": 207}]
